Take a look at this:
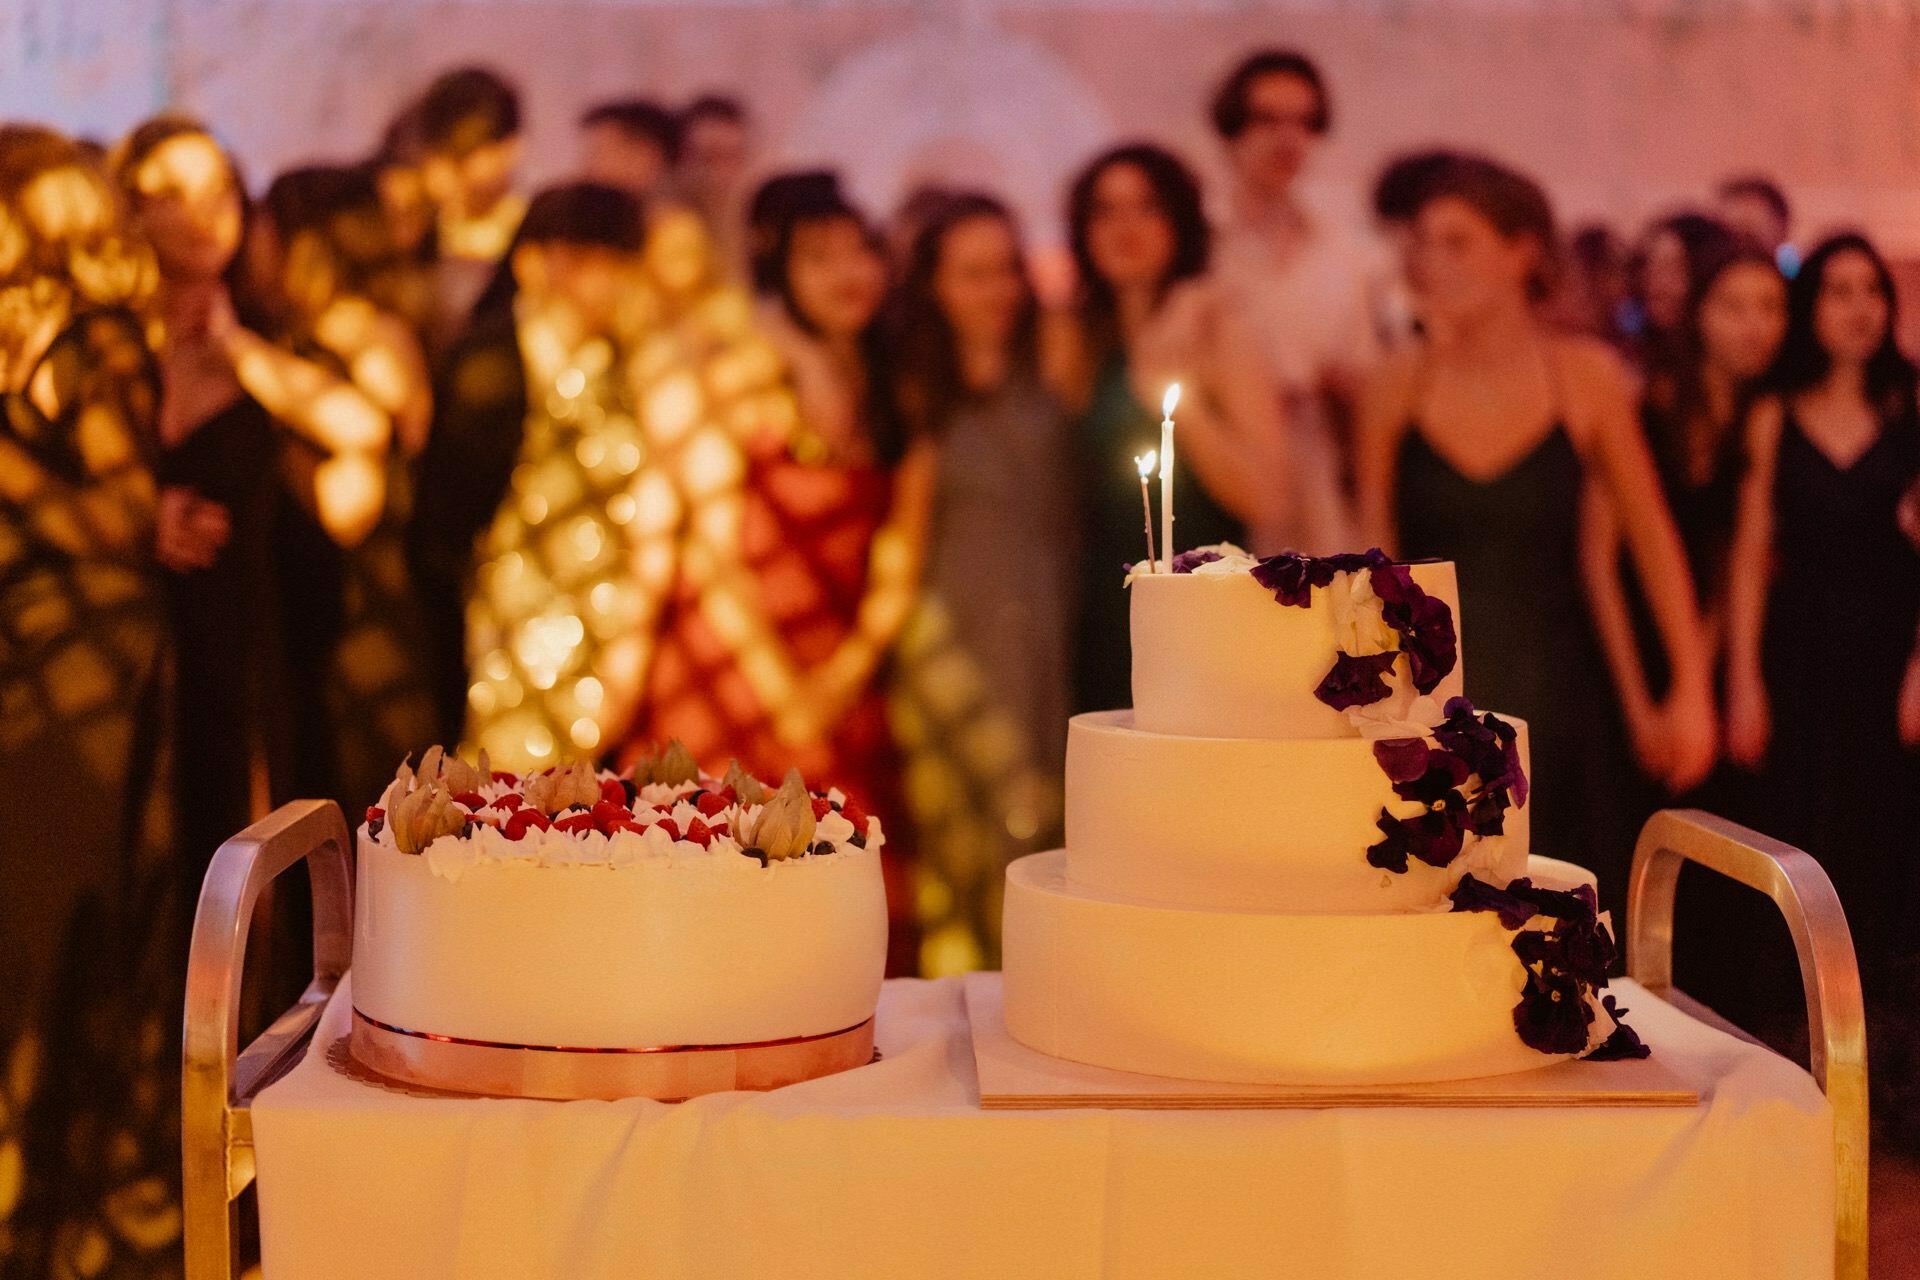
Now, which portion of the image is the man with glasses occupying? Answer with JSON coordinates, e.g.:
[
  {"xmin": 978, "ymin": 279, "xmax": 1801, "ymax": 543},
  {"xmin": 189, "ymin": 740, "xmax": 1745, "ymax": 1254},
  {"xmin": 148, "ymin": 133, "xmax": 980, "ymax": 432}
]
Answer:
[{"xmin": 1209, "ymin": 49, "xmax": 1388, "ymax": 554}]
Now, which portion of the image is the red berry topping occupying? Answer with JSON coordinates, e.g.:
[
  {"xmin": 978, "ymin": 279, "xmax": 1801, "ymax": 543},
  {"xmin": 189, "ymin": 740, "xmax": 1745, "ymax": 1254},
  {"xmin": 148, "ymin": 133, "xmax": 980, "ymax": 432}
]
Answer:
[
  {"xmin": 453, "ymin": 791, "xmax": 488, "ymax": 810},
  {"xmin": 683, "ymin": 818, "xmax": 715, "ymax": 848},
  {"xmin": 696, "ymin": 791, "xmax": 730, "ymax": 818},
  {"xmin": 503, "ymin": 809, "xmax": 550, "ymax": 841},
  {"xmin": 810, "ymin": 796, "xmax": 831, "ymax": 820},
  {"xmin": 717, "ymin": 785, "xmax": 737, "ymax": 805},
  {"xmin": 365, "ymin": 805, "xmax": 385, "ymax": 824},
  {"xmin": 599, "ymin": 778, "xmax": 626, "ymax": 807},
  {"xmin": 654, "ymin": 816, "xmax": 680, "ymax": 841},
  {"xmin": 493, "ymin": 791, "xmax": 524, "ymax": 811},
  {"xmin": 841, "ymin": 798, "xmax": 869, "ymax": 833},
  {"xmin": 590, "ymin": 800, "xmax": 631, "ymax": 834},
  {"xmin": 554, "ymin": 812, "xmax": 597, "ymax": 835},
  {"xmin": 491, "ymin": 770, "xmax": 517, "ymax": 783}
]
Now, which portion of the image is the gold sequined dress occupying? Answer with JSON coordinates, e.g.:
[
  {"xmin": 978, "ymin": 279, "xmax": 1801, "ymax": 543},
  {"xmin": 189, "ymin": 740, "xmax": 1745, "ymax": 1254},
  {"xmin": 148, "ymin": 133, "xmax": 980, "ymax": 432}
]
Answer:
[{"xmin": 0, "ymin": 308, "xmax": 185, "ymax": 1277}]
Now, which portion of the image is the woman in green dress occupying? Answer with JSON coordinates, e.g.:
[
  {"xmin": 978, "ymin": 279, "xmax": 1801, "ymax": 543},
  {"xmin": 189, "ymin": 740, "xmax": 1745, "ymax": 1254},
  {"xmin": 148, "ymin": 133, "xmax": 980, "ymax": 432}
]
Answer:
[{"xmin": 1058, "ymin": 144, "xmax": 1289, "ymax": 717}]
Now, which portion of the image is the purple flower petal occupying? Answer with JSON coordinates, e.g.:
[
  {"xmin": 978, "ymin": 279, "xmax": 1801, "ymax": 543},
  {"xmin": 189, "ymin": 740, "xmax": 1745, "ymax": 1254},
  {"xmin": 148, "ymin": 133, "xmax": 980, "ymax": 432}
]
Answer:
[
  {"xmin": 1249, "ymin": 553, "xmax": 1317, "ymax": 606},
  {"xmin": 1586, "ymin": 994, "xmax": 1652, "ymax": 1060},
  {"xmin": 1372, "ymin": 738, "xmax": 1432, "ymax": 785},
  {"xmin": 1367, "ymin": 814, "xmax": 1411, "ymax": 873},
  {"xmin": 1449, "ymin": 873, "xmax": 1540, "ymax": 929},
  {"xmin": 1512, "ymin": 968, "xmax": 1595, "ymax": 1055},
  {"xmin": 1170, "ymin": 548, "xmax": 1224, "ymax": 574},
  {"xmin": 1313, "ymin": 651, "xmax": 1399, "ymax": 710}
]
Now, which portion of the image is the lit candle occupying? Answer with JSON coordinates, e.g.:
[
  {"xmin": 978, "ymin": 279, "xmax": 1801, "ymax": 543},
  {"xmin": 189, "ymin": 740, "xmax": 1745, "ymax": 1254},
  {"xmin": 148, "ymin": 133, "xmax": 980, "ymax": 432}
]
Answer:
[
  {"xmin": 1159, "ymin": 383, "xmax": 1181, "ymax": 567},
  {"xmin": 1134, "ymin": 449, "xmax": 1158, "ymax": 572}
]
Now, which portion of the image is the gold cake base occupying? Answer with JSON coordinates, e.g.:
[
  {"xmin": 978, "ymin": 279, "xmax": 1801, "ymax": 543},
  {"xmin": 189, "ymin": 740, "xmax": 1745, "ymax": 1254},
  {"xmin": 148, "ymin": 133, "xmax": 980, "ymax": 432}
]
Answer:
[{"xmin": 348, "ymin": 1008, "xmax": 876, "ymax": 1101}]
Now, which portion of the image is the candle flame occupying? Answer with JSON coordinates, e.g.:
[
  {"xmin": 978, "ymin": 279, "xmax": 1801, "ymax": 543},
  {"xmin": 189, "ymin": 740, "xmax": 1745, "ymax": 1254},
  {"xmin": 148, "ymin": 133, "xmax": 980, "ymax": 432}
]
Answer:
[
  {"xmin": 1134, "ymin": 450, "xmax": 1157, "ymax": 479},
  {"xmin": 1162, "ymin": 383, "xmax": 1182, "ymax": 418}
]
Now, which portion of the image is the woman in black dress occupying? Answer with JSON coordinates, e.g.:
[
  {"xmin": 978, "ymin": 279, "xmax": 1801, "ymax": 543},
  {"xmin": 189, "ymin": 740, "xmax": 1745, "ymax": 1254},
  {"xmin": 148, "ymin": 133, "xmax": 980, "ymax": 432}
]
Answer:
[
  {"xmin": 1726, "ymin": 233, "xmax": 1920, "ymax": 1141},
  {"xmin": 1354, "ymin": 156, "xmax": 1715, "ymax": 926},
  {"xmin": 118, "ymin": 120, "xmax": 401, "ymax": 852},
  {"xmin": 117, "ymin": 119, "xmax": 283, "ymax": 870},
  {"xmin": 1591, "ymin": 228, "xmax": 1786, "ymax": 782},
  {"xmin": 1592, "ymin": 230, "xmax": 1790, "ymax": 1031}
]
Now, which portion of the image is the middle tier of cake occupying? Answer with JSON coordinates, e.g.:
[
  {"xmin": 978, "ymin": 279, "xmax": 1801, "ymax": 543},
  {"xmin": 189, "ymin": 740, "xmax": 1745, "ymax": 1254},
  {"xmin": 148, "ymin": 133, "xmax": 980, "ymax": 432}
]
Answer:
[{"xmin": 1064, "ymin": 710, "xmax": 1531, "ymax": 913}]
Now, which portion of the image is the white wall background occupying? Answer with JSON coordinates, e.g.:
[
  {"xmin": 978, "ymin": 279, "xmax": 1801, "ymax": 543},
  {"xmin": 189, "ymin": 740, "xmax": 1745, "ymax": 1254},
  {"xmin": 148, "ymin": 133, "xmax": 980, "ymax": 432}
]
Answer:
[{"xmin": 6, "ymin": 0, "xmax": 1920, "ymax": 252}]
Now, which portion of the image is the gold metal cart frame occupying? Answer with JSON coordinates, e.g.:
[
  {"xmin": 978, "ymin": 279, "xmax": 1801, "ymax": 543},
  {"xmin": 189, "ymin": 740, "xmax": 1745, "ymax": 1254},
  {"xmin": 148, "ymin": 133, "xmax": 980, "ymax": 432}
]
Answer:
[
  {"xmin": 1627, "ymin": 808, "xmax": 1868, "ymax": 1280},
  {"xmin": 182, "ymin": 801, "xmax": 352, "ymax": 1280},
  {"xmin": 181, "ymin": 803, "xmax": 1867, "ymax": 1280}
]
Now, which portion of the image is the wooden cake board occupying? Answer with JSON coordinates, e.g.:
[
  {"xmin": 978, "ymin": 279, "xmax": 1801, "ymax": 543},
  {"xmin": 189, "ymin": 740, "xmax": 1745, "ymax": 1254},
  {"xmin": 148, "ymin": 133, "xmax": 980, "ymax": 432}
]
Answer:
[{"xmin": 963, "ymin": 973, "xmax": 1698, "ymax": 1110}]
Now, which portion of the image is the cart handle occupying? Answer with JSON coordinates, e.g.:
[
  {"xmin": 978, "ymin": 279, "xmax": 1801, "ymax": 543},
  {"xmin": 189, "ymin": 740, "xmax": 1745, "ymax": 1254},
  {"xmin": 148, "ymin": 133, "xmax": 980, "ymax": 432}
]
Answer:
[
  {"xmin": 1626, "ymin": 807, "xmax": 1866, "ymax": 1280},
  {"xmin": 181, "ymin": 800, "xmax": 353, "ymax": 1280}
]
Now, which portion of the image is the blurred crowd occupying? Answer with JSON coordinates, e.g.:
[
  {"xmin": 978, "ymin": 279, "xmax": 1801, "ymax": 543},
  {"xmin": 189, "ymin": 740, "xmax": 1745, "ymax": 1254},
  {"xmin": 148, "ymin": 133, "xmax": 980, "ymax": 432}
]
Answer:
[{"xmin": 3, "ymin": 47, "xmax": 1920, "ymax": 1276}]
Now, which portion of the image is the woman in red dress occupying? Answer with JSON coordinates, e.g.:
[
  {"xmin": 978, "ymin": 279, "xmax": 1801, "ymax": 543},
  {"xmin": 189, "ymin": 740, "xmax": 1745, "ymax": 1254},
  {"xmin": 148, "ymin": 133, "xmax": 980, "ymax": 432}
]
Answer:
[{"xmin": 621, "ymin": 174, "xmax": 932, "ymax": 974}]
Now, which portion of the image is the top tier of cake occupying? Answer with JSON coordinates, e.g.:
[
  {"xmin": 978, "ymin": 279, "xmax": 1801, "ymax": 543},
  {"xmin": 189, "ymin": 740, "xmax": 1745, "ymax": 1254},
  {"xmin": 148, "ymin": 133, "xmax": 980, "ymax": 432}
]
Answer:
[{"xmin": 1129, "ymin": 552, "xmax": 1464, "ymax": 740}]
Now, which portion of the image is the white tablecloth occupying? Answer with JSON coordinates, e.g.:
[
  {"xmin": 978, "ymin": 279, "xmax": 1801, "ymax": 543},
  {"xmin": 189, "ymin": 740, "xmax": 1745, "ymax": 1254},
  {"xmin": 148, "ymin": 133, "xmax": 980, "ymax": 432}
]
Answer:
[{"xmin": 253, "ymin": 974, "xmax": 1834, "ymax": 1279}]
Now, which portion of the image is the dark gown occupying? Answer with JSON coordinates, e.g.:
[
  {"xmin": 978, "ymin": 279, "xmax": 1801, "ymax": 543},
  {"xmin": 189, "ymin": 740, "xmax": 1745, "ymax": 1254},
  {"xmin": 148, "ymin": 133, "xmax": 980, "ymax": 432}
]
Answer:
[
  {"xmin": 1395, "ymin": 424, "xmax": 1640, "ymax": 926},
  {"xmin": 1073, "ymin": 352, "xmax": 1244, "ymax": 717},
  {"xmin": 156, "ymin": 391, "xmax": 280, "ymax": 872},
  {"xmin": 0, "ymin": 311, "xmax": 182, "ymax": 1277},
  {"xmin": 1624, "ymin": 404, "xmax": 1780, "ymax": 1031},
  {"xmin": 1757, "ymin": 408, "xmax": 1920, "ymax": 1141},
  {"xmin": 271, "ymin": 344, "xmax": 436, "ymax": 820},
  {"xmin": 406, "ymin": 301, "xmax": 526, "ymax": 743}
]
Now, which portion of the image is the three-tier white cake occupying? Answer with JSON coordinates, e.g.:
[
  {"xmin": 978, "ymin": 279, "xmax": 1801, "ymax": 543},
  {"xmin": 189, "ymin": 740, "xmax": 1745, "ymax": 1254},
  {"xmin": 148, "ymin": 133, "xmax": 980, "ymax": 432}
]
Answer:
[{"xmin": 1001, "ymin": 547, "xmax": 1642, "ymax": 1086}]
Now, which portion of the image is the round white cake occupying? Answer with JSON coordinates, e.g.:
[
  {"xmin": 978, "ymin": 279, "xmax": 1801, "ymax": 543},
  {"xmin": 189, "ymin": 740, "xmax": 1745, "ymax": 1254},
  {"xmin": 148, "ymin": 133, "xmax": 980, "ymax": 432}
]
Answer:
[
  {"xmin": 1001, "ymin": 546, "xmax": 1642, "ymax": 1086},
  {"xmin": 349, "ymin": 749, "xmax": 888, "ymax": 1095}
]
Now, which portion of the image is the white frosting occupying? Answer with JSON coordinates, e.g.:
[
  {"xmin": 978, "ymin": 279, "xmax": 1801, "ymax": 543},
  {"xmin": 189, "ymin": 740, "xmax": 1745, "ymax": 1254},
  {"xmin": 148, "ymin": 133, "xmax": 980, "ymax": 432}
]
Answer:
[
  {"xmin": 1128, "ymin": 560, "xmax": 1465, "ymax": 739},
  {"xmin": 354, "ymin": 829, "xmax": 887, "ymax": 1048},
  {"xmin": 1002, "ymin": 852, "xmax": 1595, "ymax": 1086},
  {"xmin": 1063, "ymin": 711, "xmax": 1530, "ymax": 914}
]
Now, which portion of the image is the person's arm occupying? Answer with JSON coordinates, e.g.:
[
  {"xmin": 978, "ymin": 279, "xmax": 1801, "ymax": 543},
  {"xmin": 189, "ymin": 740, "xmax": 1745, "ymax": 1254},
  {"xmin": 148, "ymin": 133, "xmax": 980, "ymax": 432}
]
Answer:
[
  {"xmin": 1724, "ymin": 396, "xmax": 1782, "ymax": 766},
  {"xmin": 214, "ymin": 294, "xmax": 390, "ymax": 546},
  {"xmin": 780, "ymin": 437, "xmax": 938, "ymax": 743},
  {"xmin": 1900, "ymin": 617, "xmax": 1920, "ymax": 749},
  {"xmin": 1569, "ymin": 340, "xmax": 1716, "ymax": 791},
  {"xmin": 312, "ymin": 296, "xmax": 433, "ymax": 457},
  {"xmin": 1350, "ymin": 347, "xmax": 1420, "ymax": 554},
  {"xmin": 1128, "ymin": 282, "xmax": 1284, "ymax": 532},
  {"xmin": 1579, "ymin": 480, "xmax": 1666, "ymax": 783}
]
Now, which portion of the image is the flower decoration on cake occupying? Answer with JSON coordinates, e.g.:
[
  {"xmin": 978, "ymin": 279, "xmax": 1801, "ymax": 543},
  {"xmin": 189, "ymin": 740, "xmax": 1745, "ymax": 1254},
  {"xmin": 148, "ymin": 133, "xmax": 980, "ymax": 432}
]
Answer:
[
  {"xmin": 1448, "ymin": 873, "xmax": 1648, "ymax": 1061},
  {"xmin": 1365, "ymin": 698, "xmax": 1527, "ymax": 875},
  {"xmin": 1249, "ymin": 548, "xmax": 1458, "ymax": 712},
  {"xmin": 1168, "ymin": 547, "xmax": 1225, "ymax": 574},
  {"xmin": 364, "ymin": 742, "xmax": 884, "ymax": 879}
]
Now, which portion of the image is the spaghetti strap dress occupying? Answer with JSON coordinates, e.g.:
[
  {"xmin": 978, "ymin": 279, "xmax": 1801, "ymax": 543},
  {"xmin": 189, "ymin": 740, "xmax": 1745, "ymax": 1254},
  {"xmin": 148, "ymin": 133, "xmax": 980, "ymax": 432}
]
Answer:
[{"xmin": 1395, "ymin": 422, "xmax": 1640, "ymax": 924}]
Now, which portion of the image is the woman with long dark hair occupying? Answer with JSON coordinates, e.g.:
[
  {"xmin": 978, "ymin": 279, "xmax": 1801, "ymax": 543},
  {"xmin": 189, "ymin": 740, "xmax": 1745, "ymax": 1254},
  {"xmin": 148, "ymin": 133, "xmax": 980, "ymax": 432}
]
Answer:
[
  {"xmin": 1354, "ymin": 155, "xmax": 1715, "ymax": 923},
  {"xmin": 622, "ymin": 172, "xmax": 932, "ymax": 974},
  {"xmin": 116, "ymin": 117, "xmax": 394, "ymax": 866},
  {"xmin": 1590, "ymin": 225, "xmax": 1785, "ymax": 779},
  {"xmin": 1061, "ymin": 142, "xmax": 1288, "ymax": 718},
  {"xmin": 1725, "ymin": 234, "xmax": 1920, "ymax": 1135},
  {"xmin": 887, "ymin": 191, "xmax": 1074, "ymax": 969},
  {"xmin": 1630, "ymin": 210, "xmax": 1728, "ymax": 371}
]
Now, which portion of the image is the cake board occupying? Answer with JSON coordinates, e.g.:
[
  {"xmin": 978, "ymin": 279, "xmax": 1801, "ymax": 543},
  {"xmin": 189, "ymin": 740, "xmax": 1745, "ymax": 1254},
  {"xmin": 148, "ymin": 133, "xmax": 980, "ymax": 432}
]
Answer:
[{"xmin": 963, "ymin": 973, "xmax": 1697, "ymax": 1110}]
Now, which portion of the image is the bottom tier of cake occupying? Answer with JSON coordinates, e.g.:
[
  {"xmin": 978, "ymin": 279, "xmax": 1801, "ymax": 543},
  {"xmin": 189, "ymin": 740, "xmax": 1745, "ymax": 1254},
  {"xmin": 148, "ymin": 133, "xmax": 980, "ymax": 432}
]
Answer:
[{"xmin": 1002, "ymin": 851, "xmax": 1597, "ymax": 1086}]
